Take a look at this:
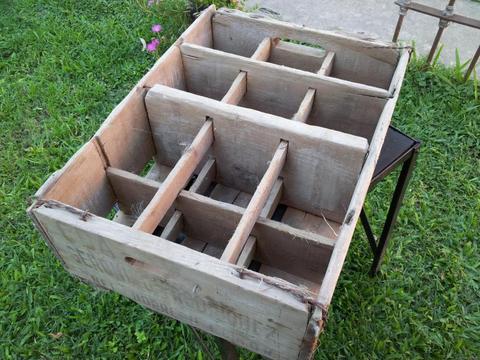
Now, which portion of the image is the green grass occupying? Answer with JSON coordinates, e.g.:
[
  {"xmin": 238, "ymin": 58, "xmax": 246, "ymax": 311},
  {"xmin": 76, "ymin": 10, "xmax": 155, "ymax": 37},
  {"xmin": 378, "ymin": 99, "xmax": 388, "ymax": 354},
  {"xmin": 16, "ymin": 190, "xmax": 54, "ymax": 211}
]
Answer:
[{"xmin": 0, "ymin": 1, "xmax": 479, "ymax": 359}]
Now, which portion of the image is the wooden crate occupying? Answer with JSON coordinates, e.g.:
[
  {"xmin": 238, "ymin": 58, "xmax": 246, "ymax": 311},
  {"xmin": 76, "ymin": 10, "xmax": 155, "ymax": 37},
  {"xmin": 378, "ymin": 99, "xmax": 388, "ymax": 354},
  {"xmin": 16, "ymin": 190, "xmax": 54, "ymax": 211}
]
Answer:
[{"xmin": 28, "ymin": 6, "xmax": 409, "ymax": 359}]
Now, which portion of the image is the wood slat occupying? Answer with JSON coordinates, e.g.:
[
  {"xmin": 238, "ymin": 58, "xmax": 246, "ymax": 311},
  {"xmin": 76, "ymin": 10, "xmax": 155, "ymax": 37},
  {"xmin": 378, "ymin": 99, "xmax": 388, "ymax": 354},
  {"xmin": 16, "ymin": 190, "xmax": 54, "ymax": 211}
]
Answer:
[
  {"xmin": 133, "ymin": 120, "xmax": 214, "ymax": 233},
  {"xmin": 318, "ymin": 51, "xmax": 335, "ymax": 76},
  {"xmin": 212, "ymin": 8, "xmax": 398, "ymax": 89},
  {"xmin": 236, "ymin": 236, "xmax": 256, "ymax": 267},
  {"xmin": 181, "ymin": 43, "xmax": 390, "ymax": 99},
  {"xmin": 162, "ymin": 158, "xmax": 217, "ymax": 243},
  {"xmin": 251, "ymin": 37, "xmax": 272, "ymax": 61},
  {"xmin": 222, "ymin": 141, "xmax": 288, "ymax": 263},
  {"xmin": 221, "ymin": 71, "xmax": 247, "ymax": 105},
  {"xmin": 292, "ymin": 89, "xmax": 315, "ymax": 123},
  {"xmin": 260, "ymin": 178, "xmax": 282, "ymax": 218},
  {"xmin": 160, "ymin": 210, "xmax": 183, "ymax": 241}
]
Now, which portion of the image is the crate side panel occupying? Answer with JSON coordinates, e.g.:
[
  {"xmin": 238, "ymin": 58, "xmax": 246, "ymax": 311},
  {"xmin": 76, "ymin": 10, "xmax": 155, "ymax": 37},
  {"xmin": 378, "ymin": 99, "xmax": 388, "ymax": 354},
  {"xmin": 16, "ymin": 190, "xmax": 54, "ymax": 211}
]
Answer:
[
  {"xmin": 95, "ymin": 87, "xmax": 156, "ymax": 174},
  {"xmin": 33, "ymin": 206, "xmax": 309, "ymax": 360},
  {"xmin": 41, "ymin": 142, "xmax": 115, "ymax": 217}
]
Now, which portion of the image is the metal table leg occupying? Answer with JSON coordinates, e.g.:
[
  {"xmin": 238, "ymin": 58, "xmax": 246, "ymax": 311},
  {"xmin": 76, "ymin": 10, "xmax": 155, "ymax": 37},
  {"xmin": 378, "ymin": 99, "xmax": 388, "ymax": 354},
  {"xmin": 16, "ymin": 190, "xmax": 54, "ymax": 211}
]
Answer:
[
  {"xmin": 218, "ymin": 338, "xmax": 239, "ymax": 360},
  {"xmin": 362, "ymin": 144, "xmax": 420, "ymax": 275}
]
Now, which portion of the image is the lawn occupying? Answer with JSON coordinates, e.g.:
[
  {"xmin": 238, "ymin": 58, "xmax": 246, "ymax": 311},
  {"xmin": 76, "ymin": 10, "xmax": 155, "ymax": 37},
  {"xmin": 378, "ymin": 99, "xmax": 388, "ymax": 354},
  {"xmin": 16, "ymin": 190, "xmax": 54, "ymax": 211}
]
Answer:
[{"xmin": 0, "ymin": 0, "xmax": 479, "ymax": 359}]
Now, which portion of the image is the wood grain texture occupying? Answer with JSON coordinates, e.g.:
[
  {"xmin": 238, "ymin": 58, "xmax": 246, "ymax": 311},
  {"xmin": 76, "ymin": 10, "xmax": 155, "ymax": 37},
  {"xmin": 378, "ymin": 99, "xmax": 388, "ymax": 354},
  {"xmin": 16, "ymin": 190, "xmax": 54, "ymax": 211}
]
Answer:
[
  {"xmin": 269, "ymin": 39, "xmax": 326, "ymax": 73},
  {"xmin": 292, "ymin": 89, "xmax": 316, "ymax": 123},
  {"xmin": 145, "ymin": 84, "xmax": 368, "ymax": 222},
  {"xmin": 133, "ymin": 120, "xmax": 213, "ymax": 233},
  {"xmin": 221, "ymin": 141, "xmax": 288, "ymax": 263},
  {"xmin": 251, "ymin": 37, "xmax": 272, "ymax": 61},
  {"xmin": 212, "ymin": 8, "xmax": 398, "ymax": 89},
  {"xmin": 318, "ymin": 51, "xmax": 335, "ymax": 76},
  {"xmin": 221, "ymin": 71, "xmax": 247, "ymax": 105},
  {"xmin": 41, "ymin": 142, "xmax": 115, "ymax": 217},
  {"xmin": 33, "ymin": 204, "xmax": 310, "ymax": 360},
  {"xmin": 298, "ymin": 48, "xmax": 410, "ymax": 358},
  {"xmin": 105, "ymin": 169, "xmax": 335, "ymax": 282}
]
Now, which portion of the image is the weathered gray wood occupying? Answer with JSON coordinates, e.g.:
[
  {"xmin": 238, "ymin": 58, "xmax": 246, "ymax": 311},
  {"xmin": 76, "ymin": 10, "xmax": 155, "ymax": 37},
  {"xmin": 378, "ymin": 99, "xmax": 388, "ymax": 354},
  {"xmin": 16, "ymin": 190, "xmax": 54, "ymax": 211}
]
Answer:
[
  {"xmin": 318, "ymin": 51, "xmax": 335, "ymax": 76},
  {"xmin": 212, "ymin": 8, "xmax": 398, "ymax": 89},
  {"xmin": 41, "ymin": 142, "xmax": 115, "ymax": 217},
  {"xmin": 260, "ymin": 178, "xmax": 282, "ymax": 218},
  {"xmin": 251, "ymin": 37, "xmax": 272, "ymax": 61},
  {"xmin": 133, "ymin": 120, "xmax": 213, "ymax": 233},
  {"xmin": 236, "ymin": 236, "xmax": 256, "ymax": 268},
  {"xmin": 105, "ymin": 168, "xmax": 335, "ymax": 281},
  {"xmin": 298, "ymin": 48, "xmax": 410, "ymax": 358},
  {"xmin": 189, "ymin": 158, "xmax": 216, "ymax": 194},
  {"xmin": 33, "ymin": 204, "xmax": 310, "ymax": 360},
  {"xmin": 146, "ymin": 84, "xmax": 368, "ymax": 222},
  {"xmin": 260, "ymin": 264, "xmax": 320, "ymax": 293},
  {"xmin": 269, "ymin": 39, "xmax": 326, "ymax": 73},
  {"xmin": 221, "ymin": 71, "xmax": 247, "ymax": 105},
  {"xmin": 222, "ymin": 141, "xmax": 288, "ymax": 264},
  {"xmin": 292, "ymin": 89, "xmax": 316, "ymax": 123},
  {"xmin": 282, "ymin": 207, "xmax": 340, "ymax": 240},
  {"xmin": 181, "ymin": 43, "xmax": 390, "ymax": 108},
  {"xmin": 160, "ymin": 210, "xmax": 183, "ymax": 241}
]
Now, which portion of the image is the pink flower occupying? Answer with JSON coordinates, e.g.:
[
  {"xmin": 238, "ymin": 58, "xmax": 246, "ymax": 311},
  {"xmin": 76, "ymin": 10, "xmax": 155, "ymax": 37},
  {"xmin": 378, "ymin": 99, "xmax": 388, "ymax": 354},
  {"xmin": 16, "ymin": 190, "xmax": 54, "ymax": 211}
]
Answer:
[
  {"xmin": 151, "ymin": 24, "xmax": 162, "ymax": 33},
  {"xmin": 147, "ymin": 0, "xmax": 155, "ymax": 6},
  {"xmin": 146, "ymin": 38, "xmax": 160, "ymax": 53}
]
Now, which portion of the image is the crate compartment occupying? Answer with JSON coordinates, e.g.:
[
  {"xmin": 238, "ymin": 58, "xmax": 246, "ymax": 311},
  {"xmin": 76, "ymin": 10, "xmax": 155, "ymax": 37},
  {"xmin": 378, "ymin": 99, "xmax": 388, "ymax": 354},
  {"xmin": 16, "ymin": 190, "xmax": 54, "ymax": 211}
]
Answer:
[
  {"xmin": 267, "ymin": 39, "xmax": 327, "ymax": 73},
  {"xmin": 105, "ymin": 164, "xmax": 333, "ymax": 290},
  {"xmin": 204, "ymin": 9, "xmax": 400, "ymax": 89},
  {"xmin": 146, "ymin": 85, "xmax": 368, "ymax": 222},
  {"xmin": 28, "ymin": 6, "xmax": 409, "ymax": 360}
]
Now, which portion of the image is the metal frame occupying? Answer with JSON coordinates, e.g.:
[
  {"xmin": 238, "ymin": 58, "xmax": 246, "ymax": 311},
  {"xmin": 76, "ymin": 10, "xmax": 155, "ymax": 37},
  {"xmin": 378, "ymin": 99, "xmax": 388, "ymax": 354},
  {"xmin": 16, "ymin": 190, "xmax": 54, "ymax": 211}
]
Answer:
[
  {"xmin": 393, "ymin": 0, "xmax": 480, "ymax": 81},
  {"xmin": 361, "ymin": 133, "xmax": 421, "ymax": 276}
]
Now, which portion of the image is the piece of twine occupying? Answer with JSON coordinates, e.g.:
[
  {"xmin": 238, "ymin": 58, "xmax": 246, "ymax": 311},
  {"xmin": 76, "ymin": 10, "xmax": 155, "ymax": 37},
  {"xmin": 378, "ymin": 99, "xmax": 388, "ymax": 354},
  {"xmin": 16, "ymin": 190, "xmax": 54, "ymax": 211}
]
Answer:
[
  {"xmin": 33, "ymin": 198, "xmax": 92, "ymax": 221},
  {"xmin": 234, "ymin": 267, "xmax": 328, "ymax": 322}
]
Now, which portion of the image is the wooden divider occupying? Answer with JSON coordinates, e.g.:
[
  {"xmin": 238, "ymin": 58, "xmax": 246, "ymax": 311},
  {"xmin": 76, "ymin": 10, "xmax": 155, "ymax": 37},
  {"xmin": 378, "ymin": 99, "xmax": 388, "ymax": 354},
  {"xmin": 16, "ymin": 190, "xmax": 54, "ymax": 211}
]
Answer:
[
  {"xmin": 292, "ymin": 50, "xmax": 335, "ymax": 123},
  {"xmin": 133, "ymin": 120, "xmax": 214, "ymax": 233},
  {"xmin": 220, "ymin": 36, "xmax": 288, "ymax": 265},
  {"xmin": 221, "ymin": 141, "xmax": 288, "ymax": 263},
  {"xmin": 160, "ymin": 159, "xmax": 216, "ymax": 240}
]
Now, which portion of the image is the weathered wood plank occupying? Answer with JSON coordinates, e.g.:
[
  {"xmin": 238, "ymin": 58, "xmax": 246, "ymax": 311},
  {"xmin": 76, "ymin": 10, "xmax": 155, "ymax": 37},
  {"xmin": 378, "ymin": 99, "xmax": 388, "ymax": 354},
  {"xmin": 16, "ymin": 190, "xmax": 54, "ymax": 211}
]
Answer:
[
  {"xmin": 212, "ymin": 8, "xmax": 398, "ymax": 89},
  {"xmin": 146, "ymin": 84, "xmax": 368, "ymax": 222},
  {"xmin": 105, "ymin": 169, "xmax": 335, "ymax": 281},
  {"xmin": 33, "ymin": 204, "xmax": 309, "ymax": 360},
  {"xmin": 236, "ymin": 235, "xmax": 256, "ymax": 268},
  {"xmin": 269, "ymin": 39, "xmax": 326, "ymax": 73},
  {"xmin": 298, "ymin": 48, "xmax": 410, "ymax": 359},
  {"xmin": 133, "ymin": 120, "xmax": 213, "ymax": 233},
  {"xmin": 189, "ymin": 158, "xmax": 216, "ymax": 194},
  {"xmin": 282, "ymin": 207, "xmax": 340, "ymax": 240},
  {"xmin": 222, "ymin": 141, "xmax": 288, "ymax": 263},
  {"xmin": 181, "ymin": 43, "xmax": 390, "ymax": 105},
  {"xmin": 292, "ymin": 88, "xmax": 315, "ymax": 123},
  {"xmin": 318, "ymin": 51, "xmax": 335, "ymax": 76},
  {"xmin": 260, "ymin": 264, "xmax": 320, "ymax": 293},
  {"xmin": 160, "ymin": 210, "xmax": 183, "ymax": 241},
  {"xmin": 221, "ymin": 71, "xmax": 247, "ymax": 105},
  {"xmin": 251, "ymin": 37, "xmax": 272, "ymax": 61},
  {"xmin": 40, "ymin": 142, "xmax": 115, "ymax": 217},
  {"xmin": 260, "ymin": 178, "xmax": 282, "ymax": 218}
]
